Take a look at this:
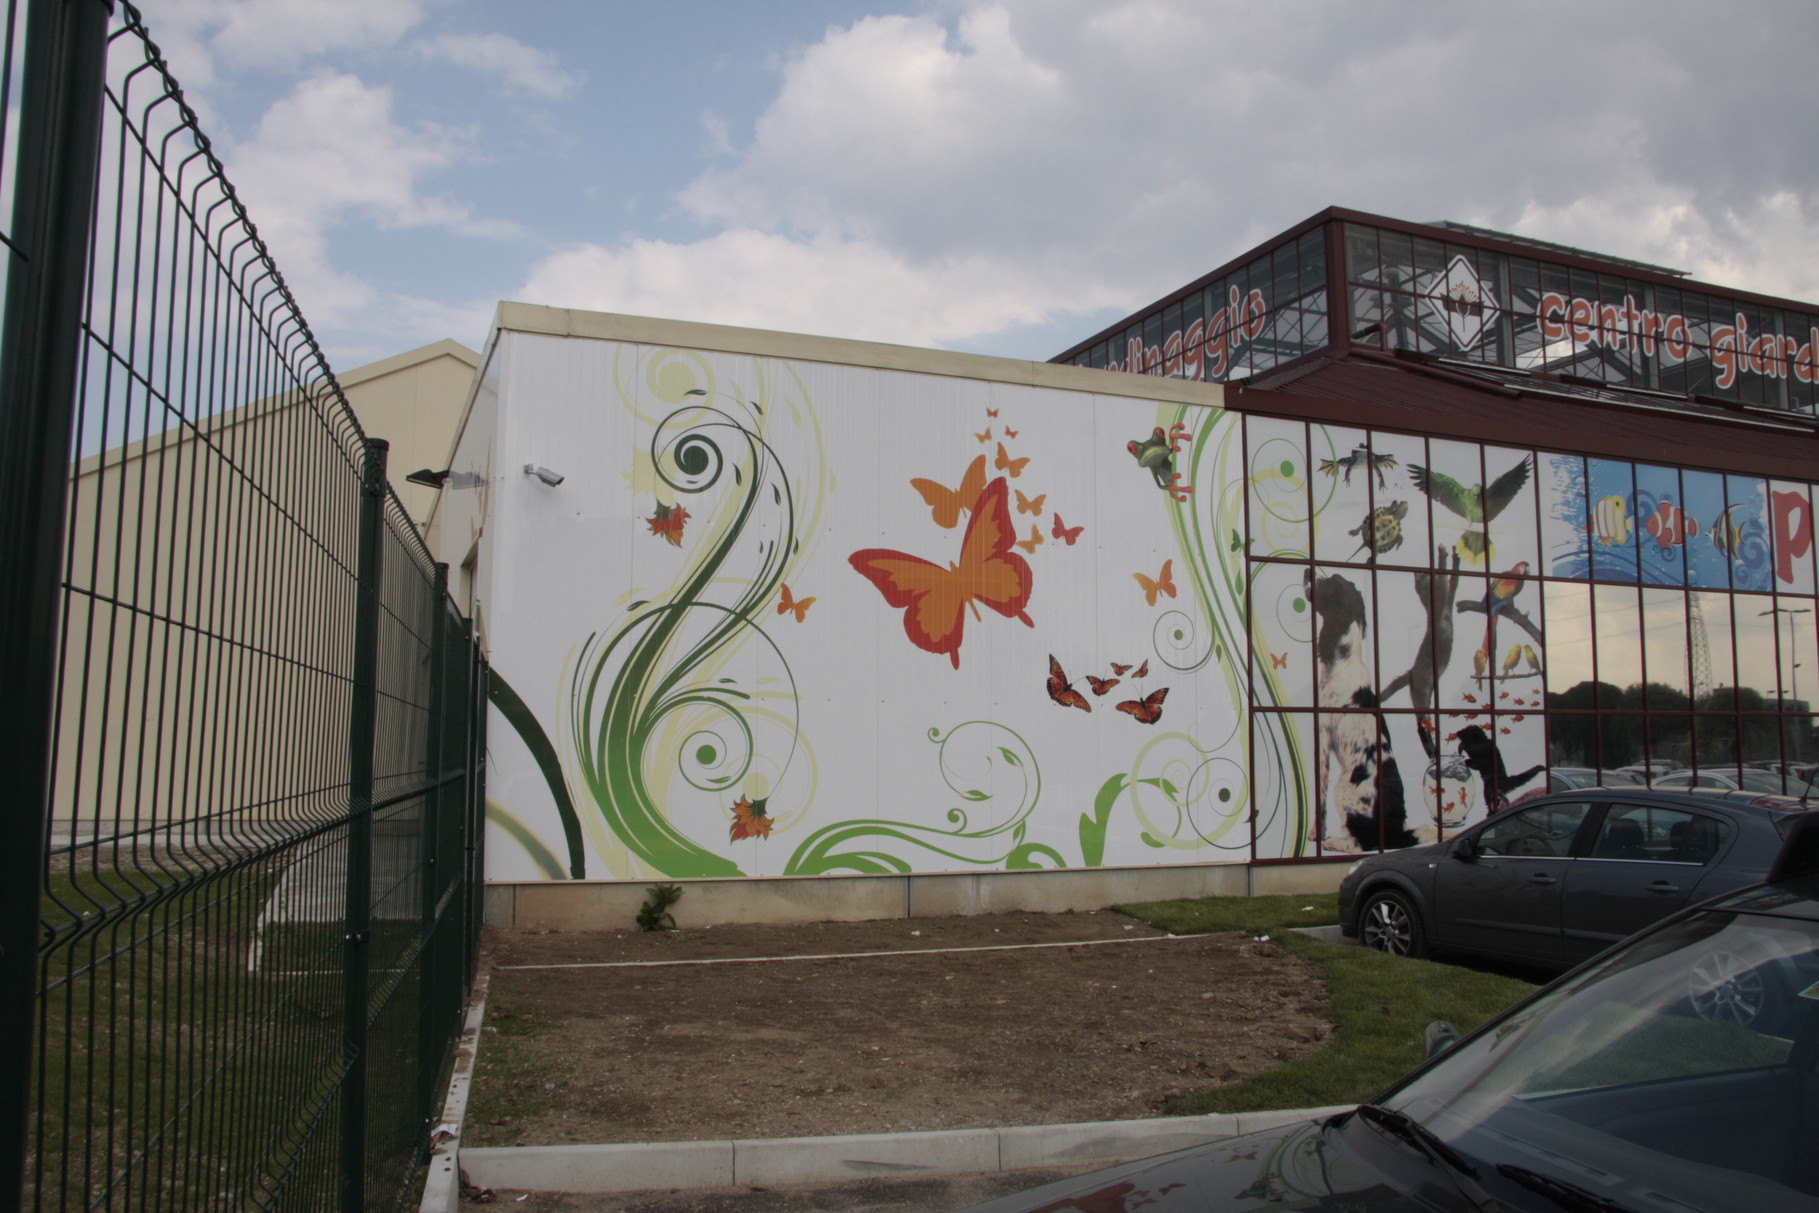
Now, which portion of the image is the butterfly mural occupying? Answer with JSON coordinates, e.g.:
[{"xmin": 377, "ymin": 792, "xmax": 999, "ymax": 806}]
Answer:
[
  {"xmin": 849, "ymin": 477, "xmax": 1034, "ymax": 669},
  {"xmin": 994, "ymin": 442, "xmax": 1030, "ymax": 478},
  {"xmin": 1013, "ymin": 524, "xmax": 1044, "ymax": 555},
  {"xmin": 910, "ymin": 455, "xmax": 987, "ymax": 529},
  {"xmin": 1051, "ymin": 514, "xmax": 1084, "ymax": 545},
  {"xmin": 1134, "ymin": 559, "xmax": 1177, "ymax": 606},
  {"xmin": 1086, "ymin": 674, "xmax": 1120, "ymax": 696},
  {"xmin": 1015, "ymin": 490, "xmax": 1047, "ymax": 516},
  {"xmin": 1116, "ymin": 687, "xmax": 1168, "ymax": 724},
  {"xmin": 974, "ymin": 427, "xmax": 992, "ymax": 444},
  {"xmin": 776, "ymin": 583, "xmax": 815, "ymax": 622},
  {"xmin": 1045, "ymin": 655, "xmax": 1091, "ymax": 712}
]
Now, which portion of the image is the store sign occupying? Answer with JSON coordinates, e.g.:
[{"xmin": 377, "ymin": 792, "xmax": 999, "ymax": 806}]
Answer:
[
  {"xmin": 1106, "ymin": 286, "xmax": 1270, "ymax": 381},
  {"xmin": 1419, "ymin": 256, "xmax": 1499, "ymax": 349},
  {"xmin": 1537, "ymin": 292, "xmax": 1819, "ymax": 391}
]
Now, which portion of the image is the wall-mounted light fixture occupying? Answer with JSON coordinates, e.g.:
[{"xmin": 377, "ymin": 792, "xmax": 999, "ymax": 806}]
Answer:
[
  {"xmin": 523, "ymin": 464, "xmax": 565, "ymax": 487},
  {"xmin": 406, "ymin": 467, "xmax": 450, "ymax": 488}
]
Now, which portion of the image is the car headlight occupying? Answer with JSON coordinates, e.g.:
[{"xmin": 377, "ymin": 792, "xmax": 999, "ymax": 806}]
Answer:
[{"xmin": 1345, "ymin": 860, "xmax": 1364, "ymax": 877}]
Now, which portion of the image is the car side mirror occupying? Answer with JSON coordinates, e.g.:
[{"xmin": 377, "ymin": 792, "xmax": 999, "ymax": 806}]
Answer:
[
  {"xmin": 1424, "ymin": 1019, "xmax": 1462, "ymax": 1061},
  {"xmin": 1453, "ymin": 835, "xmax": 1477, "ymax": 862}
]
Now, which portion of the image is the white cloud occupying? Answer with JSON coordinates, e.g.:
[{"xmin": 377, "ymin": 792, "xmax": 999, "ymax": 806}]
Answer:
[
  {"xmin": 514, "ymin": 229, "xmax": 1128, "ymax": 349},
  {"xmin": 666, "ymin": 0, "xmax": 1819, "ymax": 345},
  {"xmin": 224, "ymin": 71, "xmax": 513, "ymax": 327},
  {"xmin": 141, "ymin": 0, "xmax": 423, "ymax": 79},
  {"xmin": 415, "ymin": 32, "xmax": 578, "ymax": 100}
]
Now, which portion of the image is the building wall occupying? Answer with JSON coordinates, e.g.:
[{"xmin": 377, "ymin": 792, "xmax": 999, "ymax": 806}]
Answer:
[
  {"xmin": 440, "ymin": 307, "xmax": 1819, "ymax": 905},
  {"xmin": 52, "ymin": 340, "xmax": 478, "ymax": 842},
  {"xmin": 439, "ymin": 307, "xmax": 1281, "ymax": 885}
]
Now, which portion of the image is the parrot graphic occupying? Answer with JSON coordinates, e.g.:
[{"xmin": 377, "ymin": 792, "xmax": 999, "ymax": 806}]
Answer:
[
  {"xmin": 1126, "ymin": 423, "xmax": 1194, "ymax": 502},
  {"xmin": 1409, "ymin": 453, "xmax": 1532, "ymax": 566},
  {"xmin": 1479, "ymin": 562, "xmax": 1530, "ymax": 667}
]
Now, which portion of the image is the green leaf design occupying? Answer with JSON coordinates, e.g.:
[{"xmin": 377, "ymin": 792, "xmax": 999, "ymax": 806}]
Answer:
[
  {"xmin": 961, "ymin": 789, "xmax": 989, "ymax": 801},
  {"xmin": 1078, "ymin": 773, "xmax": 1127, "ymax": 868},
  {"xmin": 1140, "ymin": 832, "xmax": 1167, "ymax": 848},
  {"xmin": 628, "ymin": 600, "xmax": 647, "ymax": 611},
  {"xmin": 999, "ymin": 747, "xmax": 1020, "ymax": 766},
  {"xmin": 488, "ymin": 668, "xmax": 586, "ymax": 879}
]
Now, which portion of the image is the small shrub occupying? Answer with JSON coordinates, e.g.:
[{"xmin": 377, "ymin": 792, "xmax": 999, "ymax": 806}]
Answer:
[{"xmin": 636, "ymin": 883, "xmax": 682, "ymax": 932}]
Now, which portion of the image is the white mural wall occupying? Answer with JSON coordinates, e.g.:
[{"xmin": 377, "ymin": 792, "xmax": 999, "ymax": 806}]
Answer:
[{"xmin": 443, "ymin": 320, "xmax": 1304, "ymax": 883}]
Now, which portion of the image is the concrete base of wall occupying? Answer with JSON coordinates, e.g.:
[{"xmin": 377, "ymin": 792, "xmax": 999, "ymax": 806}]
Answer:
[{"xmin": 484, "ymin": 861, "xmax": 1350, "ymax": 929}]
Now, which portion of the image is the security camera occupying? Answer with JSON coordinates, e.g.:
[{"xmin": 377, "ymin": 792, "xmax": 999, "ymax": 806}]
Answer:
[{"xmin": 523, "ymin": 464, "xmax": 564, "ymax": 487}]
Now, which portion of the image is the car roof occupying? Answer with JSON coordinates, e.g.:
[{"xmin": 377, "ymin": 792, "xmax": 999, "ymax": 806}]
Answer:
[{"xmin": 1503, "ymin": 785, "xmax": 1816, "ymax": 820}]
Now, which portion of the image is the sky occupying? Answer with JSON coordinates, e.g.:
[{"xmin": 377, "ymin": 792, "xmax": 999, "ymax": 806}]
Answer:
[{"xmin": 140, "ymin": 0, "xmax": 1819, "ymax": 375}]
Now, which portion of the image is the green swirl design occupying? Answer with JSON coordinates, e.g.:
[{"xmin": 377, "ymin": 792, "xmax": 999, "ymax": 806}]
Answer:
[
  {"xmin": 784, "ymin": 722, "xmax": 1060, "ymax": 874},
  {"xmin": 570, "ymin": 390, "xmax": 803, "ymax": 878}
]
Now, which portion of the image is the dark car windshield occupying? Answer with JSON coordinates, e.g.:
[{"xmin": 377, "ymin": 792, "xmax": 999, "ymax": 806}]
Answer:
[{"xmin": 1379, "ymin": 908, "xmax": 1819, "ymax": 1212}]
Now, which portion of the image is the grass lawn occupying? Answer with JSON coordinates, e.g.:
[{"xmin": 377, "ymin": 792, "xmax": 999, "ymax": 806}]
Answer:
[{"xmin": 1116, "ymin": 894, "xmax": 1540, "ymax": 1114}]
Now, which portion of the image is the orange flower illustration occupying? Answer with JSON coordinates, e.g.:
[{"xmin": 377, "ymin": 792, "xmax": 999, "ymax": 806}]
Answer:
[
  {"xmin": 729, "ymin": 795, "xmax": 773, "ymax": 841},
  {"xmin": 646, "ymin": 503, "xmax": 690, "ymax": 547}
]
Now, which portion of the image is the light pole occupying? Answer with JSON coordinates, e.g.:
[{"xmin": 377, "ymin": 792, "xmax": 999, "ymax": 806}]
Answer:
[{"xmin": 1760, "ymin": 605, "xmax": 1812, "ymax": 767}]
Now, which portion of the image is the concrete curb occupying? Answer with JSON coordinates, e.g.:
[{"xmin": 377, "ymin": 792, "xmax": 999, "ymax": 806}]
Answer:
[
  {"xmin": 458, "ymin": 1105, "xmax": 1354, "ymax": 1195},
  {"xmin": 419, "ymin": 971, "xmax": 491, "ymax": 1213}
]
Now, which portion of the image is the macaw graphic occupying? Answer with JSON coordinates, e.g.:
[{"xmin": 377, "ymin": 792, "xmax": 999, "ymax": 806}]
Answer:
[
  {"xmin": 1477, "ymin": 562, "xmax": 1529, "ymax": 669},
  {"xmin": 1127, "ymin": 423, "xmax": 1194, "ymax": 502},
  {"xmin": 1410, "ymin": 453, "xmax": 1532, "ymax": 566}
]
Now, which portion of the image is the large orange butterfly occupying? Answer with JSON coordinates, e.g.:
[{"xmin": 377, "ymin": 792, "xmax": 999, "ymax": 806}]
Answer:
[
  {"xmin": 1133, "ymin": 559, "xmax": 1177, "ymax": 606},
  {"xmin": 1116, "ymin": 687, "xmax": 1168, "ymax": 724},
  {"xmin": 1051, "ymin": 513, "xmax": 1084, "ymax": 545},
  {"xmin": 776, "ymin": 583, "xmax": 815, "ymax": 622},
  {"xmin": 909, "ymin": 455, "xmax": 987, "ymax": 529},
  {"xmin": 994, "ymin": 442, "xmax": 1029, "ymax": 478},
  {"xmin": 849, "ymin": 478, "xmax": 1034, "ymax": 669},
  {"xmin": 1046, "ymin": 655, "xmax": 1090, "ymax": 712}
]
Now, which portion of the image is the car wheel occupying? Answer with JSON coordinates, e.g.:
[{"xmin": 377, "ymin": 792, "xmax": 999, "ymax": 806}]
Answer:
[
  {"xmin": 1687, "ymin": 949, "xmax": 1777, "ymax": 1029},
  {"xmin": 1360, "ymin": 889, "xmax": 1426, "ymax": 959}
]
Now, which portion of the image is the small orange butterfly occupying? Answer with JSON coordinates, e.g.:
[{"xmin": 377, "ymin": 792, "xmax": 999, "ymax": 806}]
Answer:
[
  {"xmin": 1046, "ymin": 655, "xmax": 1090, "ymax": 712},
  {"xmin": 986, "ymin": 408, "xmax": 1000, "ymax": 417},
  {"xmin": 1051, "ymin": 513, "xmax": 1084, "ymax": 545},
  {"xmin": 1108, "ymin": 662, "xmax": 1131, "ymax": 676},
  {"xmin": 1013, "ymin": 524, "xmax": 1044, "ymax": 554},
  {"xmin": 1085, "ymin": 675, "xmax": 1120, "ymax": 696},
  {"xmin": 1116, "ymin": 687, "xmax": 1169, "ymax": 724},
  {"xmin": 974, "ymin": 427, "xmax": 992, "ymax": 444},
  {"xmin": 777, "ymin": 583, "xmax": 815, "ymax": 622},
  {"xmin": 1131, "ymin": 659, "xmax": 1149, "ymax": 678},
  {"xmin": 1269, "ymin": 651, "xmax": 1287, "ymax": 669},
  {"xmin": 1133, "ymin": 559, "xmax": 1176, "ymax": 606},
  {"xmin": 1014, "ymin": 489, "xmax": 1046, "ymax": 516},
  {"xmin": 910, "ymin": 455, "xmax": 987, "ymax": 529},
  {"xmin": 849, "ymin": 478, "xmax": 1034, "ymax": 669},
  {"xmin": 1003, "ymin": 427, "xmax": 1019, "ymax": 439},
  {"xmin": 994, "ymin": 442, "xmax": 1029, "ymax": 478}
]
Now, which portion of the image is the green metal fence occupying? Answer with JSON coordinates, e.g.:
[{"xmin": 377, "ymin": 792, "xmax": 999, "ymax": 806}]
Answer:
[{"xmin": 0, "ymin": 2, "xmax": 488, "ymax": 1209}]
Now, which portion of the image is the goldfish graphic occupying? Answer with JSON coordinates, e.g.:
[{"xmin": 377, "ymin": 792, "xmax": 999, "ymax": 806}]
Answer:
[
  {"xmin": 1710, "ymin": 503, "xmax": 1747, "ymax": 557},
  {"xmin": 1644, "ymin": 500, "xmax": 1699, "ymax": 552},
  {"xmin": 1586, "ymin": 494, "xmax": 1633, "ymax": 546}
]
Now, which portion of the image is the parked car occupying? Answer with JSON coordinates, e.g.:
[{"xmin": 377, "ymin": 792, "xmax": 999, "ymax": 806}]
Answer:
[
  {"xmin": 958, "ymin": 833, "xmax": 1819, "ymax": 1213},
  {"xmin": 1338, "ymin": 787, "xmax": 1813, "ymax": 971},
  {"xmin": 1654, "ymin": 765, "xmax": 1818, "ymax": 797}
]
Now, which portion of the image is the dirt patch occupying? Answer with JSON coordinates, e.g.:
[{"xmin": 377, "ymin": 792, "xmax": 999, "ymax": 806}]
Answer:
[{"xmin": 468, "ymin": 910, "xmax": 1332, "ymax": 1146}]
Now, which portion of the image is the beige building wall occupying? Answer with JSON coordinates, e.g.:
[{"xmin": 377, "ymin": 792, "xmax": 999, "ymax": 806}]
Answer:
[{"xmin": 52, "ymin": 340, "xmax": 480, "ymax": 844}]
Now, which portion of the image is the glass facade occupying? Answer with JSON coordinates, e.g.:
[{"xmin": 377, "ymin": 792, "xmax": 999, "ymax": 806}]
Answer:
[
  {"xmin": 1066, "ymin": 228, "xmax": 1328, "ymax": 381},
  {"xmin": 1243, "ymin": 417, "xmax": 1819, "ymax": 856}
]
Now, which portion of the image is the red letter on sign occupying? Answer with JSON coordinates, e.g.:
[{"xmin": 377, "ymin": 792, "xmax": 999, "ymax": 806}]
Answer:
[{"xmin": 1772, "ymin": 489, "xmax": 1814, "ymax": 585}]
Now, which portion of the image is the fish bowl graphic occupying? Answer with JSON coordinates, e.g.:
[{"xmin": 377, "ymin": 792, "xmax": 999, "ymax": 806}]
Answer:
[{"xmin": 1425, "ymin": 752, "xmax": 1477, "ymax": 829}]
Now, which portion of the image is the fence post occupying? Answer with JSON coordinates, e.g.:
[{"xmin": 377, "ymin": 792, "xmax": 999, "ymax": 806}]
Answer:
[
  {"xmin": 341, "ymin": 438, "xmax": 388, "ymax": 1213},
  {"xmin": 418, "ymin": 566, "xmax": 450, "ymax": 1141},
  {"xmin": 0, "ymin": 1, "xmax": 115, "ymax": 1206}
]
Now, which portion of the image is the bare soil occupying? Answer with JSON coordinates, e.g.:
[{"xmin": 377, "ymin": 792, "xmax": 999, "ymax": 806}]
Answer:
[{"xmin": 468, "ymin": 910, "xmax": 1332, "ymax": 1146}]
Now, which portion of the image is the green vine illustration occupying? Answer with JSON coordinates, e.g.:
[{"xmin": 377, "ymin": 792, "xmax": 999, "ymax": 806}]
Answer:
[
  {"xmin": 784, "ymin": 721, "xmax": 1060, "ymax": 874},
  {"xmin": 569, "ymin": 391, "xmax": 804, "ymax": 878}
]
